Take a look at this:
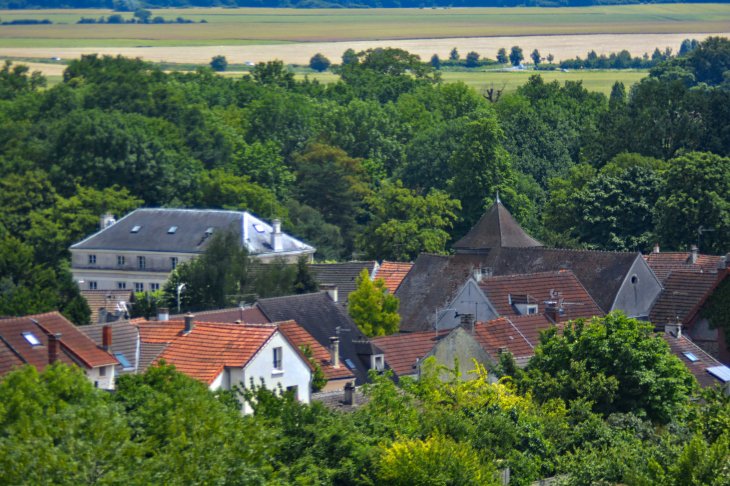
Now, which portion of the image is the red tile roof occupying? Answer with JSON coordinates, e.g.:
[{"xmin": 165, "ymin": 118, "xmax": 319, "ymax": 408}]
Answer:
[
  {"xmin": 154, "ymin": 322, "xmax": 278, "ymax": 384},
  {"xmin": 277, "ymin": 320, "xmax": 354, "ymax": 380},
  {"xmin": 645, "ymin": 252, "xmax": 724, "ymax": 282},
  {"xmin": 480, "ymin": 270, "xmax": 604, "ymax": 320},
  {"xmin": 0, "ymin": 312, "xmax": 117, "ymax": 375},
  {"xmin": 371, "ymin": 331, "xmax": 447, "ymax": 376},
  {"xmin": 168, "ymin": 306, "xmax": 270, "ymax": 325},
  {"xmin": 138, "ymin": 322, "xmax": 185, "ymax": 344},
  {"xmin": 650, "ymin": 271, "xmax": 721, "ymax": 326},
  {"xmin": 376, "ymin": 261, "xmax": 414, "ymax": 294},
  {"xmin": 662, "ymin": 332, "xmax": 724, "ymax": 388},
  {"xmin": 473, "ymin": 317, "xmax": 537, "ymax": 359}
]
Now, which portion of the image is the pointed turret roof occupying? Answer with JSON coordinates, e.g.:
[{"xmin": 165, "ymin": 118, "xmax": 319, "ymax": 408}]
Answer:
[{"xmin": 452, "ymin": 198, "xmax": 543, "ymax": 251}]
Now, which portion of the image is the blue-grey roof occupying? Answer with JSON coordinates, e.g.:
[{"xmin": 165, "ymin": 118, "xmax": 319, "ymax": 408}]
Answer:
[{"xmin": 71, "ymin": 209, "xmax": 315, "ymax": 255}]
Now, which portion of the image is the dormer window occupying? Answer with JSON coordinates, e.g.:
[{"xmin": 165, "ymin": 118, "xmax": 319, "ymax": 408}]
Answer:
[
  {"xmin": 526, "ymin": 304, "xmax": 538, "ymax": 315},
  {"xmin": 372, "ymin": 354, "xmax": 385, "ymax": 371},
  {"xmin": 131, "ymin": 226, "xmax": 141, "ymax": 233},
  {"xmin": 168, "ymin": 226, "xmax": 178, "ymax": 234},
  {"xmin": 22, "ymin": 332, "xmax": 41, "ymax": 346}
]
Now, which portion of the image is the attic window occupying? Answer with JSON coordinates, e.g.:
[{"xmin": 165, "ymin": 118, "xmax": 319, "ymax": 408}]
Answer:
[
  {"xmin": 114, "ymin": 353, "xmax": 132, "ymax": 369},
  {"xmin": 344, "ymin": 359, "xmax": 357, "ymax": 370},
  {"xmin": 22, "ymin": 332, "xmax": 41, "ymax": 346},
  {"xmin": 168, "ymin": 226, "xmax": 178, "ymax": 234},
  {"xmin": 527, "ymin": 304, "xmax": 538, "ymax": 315},
  {"xmin": 708, "ymin": 365, "xmax": 730, "ymax": 383},
  {"xmin": 683, "ymin": 352, "xmax": 699, "ymax": 362},
  {"xmin": 252, "ymin": 224, "xmax": 265, "ymax": 233},
  {"xmin": 131, "ymin": 226, "xmax": 141, "ymax": 233}
]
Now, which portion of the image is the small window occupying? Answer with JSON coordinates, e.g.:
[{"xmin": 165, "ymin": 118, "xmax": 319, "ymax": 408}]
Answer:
[
  {"xmin": 118, "ymin": 282, "xmax": 126, "ymax": 290},
  {"xmin": 527, "ymin": 305, "xmax": 538, "ymax": 315},
  {"xmin": 150, "ymin": 283, "xmax": 160, "ymax": 291},
  {"xmin": 117, "ymin": 256, "xmax": 125, "ymax": 266},
  {"xmin": 89, "ymin": 281, "xmax": 97, "ymax": 290},
  {"xmin": 273, "ymin": 347, "xmax": 283, "ymax": 370},
  {"xmin": 170, "ymin": 257, "xmax": 178, "ymax": 270},
  {"xmin": 114, "ymin": 353, "xmax": 132, "ymax": 369},
  {"xmin": 88, "ymin": 254, "xmax": 96, "ymax": 264},
  {"xmin": 683, "ymin": 352, "xmax": 699, "ymax": 362},
  {"xmin": 138, "ymin": 256, "xmax": 146, "ymax": 269},
  {"xmin": 253, "ymin": 224, "xmax": 265, "ymax": 233},
  {"xmin": 631, "ymin": 275, "xmax": 638, "ymax": 285},
  {"xmin": 99, "ymin": 366, "xmax": 106, "ymax": 377},
  {"xmin": 134, "ymin": 282, "xmax": 144, "ymax": 292},
  {"xmin": 131, "ymin": 225, "xmax": 141, "ymax": 233},
  {"xmin": 22, "ymin": 332, "xmax": 41, "ymax": 346},
  {"xmin": 168, "ymin": 226, "xmax": 178, "ymax": 234},
  {"xmin": 344, "ymin": 359, "xmax": 357, "ymax": 370},
  {"xmin": 375, "ymin": 355, "xmax": 383, "ymax": 371}
]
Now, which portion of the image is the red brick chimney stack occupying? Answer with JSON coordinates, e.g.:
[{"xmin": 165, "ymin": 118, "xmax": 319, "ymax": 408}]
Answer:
[
  {"xmin": 48, "ymin": 333, "xmax": 61, "ymax": 364},
  {"xmin": 102, "ymin": 325, "xmax": 112, "ymax": 352}
]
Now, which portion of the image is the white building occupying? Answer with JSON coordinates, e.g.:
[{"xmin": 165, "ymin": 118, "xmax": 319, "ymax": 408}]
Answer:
[{"xmin": 70, "ymin": 208, "xmax": 315, "ymax": 293}]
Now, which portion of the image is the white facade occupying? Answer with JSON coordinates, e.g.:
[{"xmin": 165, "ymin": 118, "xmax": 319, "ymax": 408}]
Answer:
[
  {"xmin": 84, "ymin": 364, "xmax": 115, "ymax": 390},
  {"xmin": 436, "ymin": 279, "xmax": 499, "ymax": 330},
  {"xmin": 208, "ymin": 331, "xmax": 313, "ymax": 414}
]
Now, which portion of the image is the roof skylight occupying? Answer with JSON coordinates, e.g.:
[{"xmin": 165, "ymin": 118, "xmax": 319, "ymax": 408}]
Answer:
[
  {"xmin": 683, "ymin": 352, "xmax": 699, "ymax": 362},
  {"xmin": 131, "ymin": 225, "xmax": 141, "ymax": 233},
  {"xmin": 344, "ymin": 359, "xmax": 356, "ymax": 370},
  {"xmin": 114, "ymin": 352, "xmax": 132, "ymax": 369},
  {"xmin": 708, "ymin": 366, "xmax": 730, "ymax": 382},
  {"xmin": 168, "ymin": 226, "xmax": 178, "ymax": 234},
  {"xmin": 22, "ymin": 332, "xmax": 41, "ymax": 346},
  {"xmin": 253, "ymin": 224, "xmax": 265, "ymax": 233}
]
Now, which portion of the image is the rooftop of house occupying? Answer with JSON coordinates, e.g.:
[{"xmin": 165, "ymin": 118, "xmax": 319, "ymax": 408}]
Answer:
[
  {"xmin": 277, "ymin": 320, "xmax": 355, "ymax": 381},
  {"xmin": 168, "ymin": 306, "xmax": 270, "ymax": 325},
  {"xmin": 370, "ymin": 330, "xmax": 449, "ymax": 377},
  {"xmin": 256, "ymin": 292, "xmax": 372, "ymax": 385},
  {"xmin": 645, "ymin": 250, "xmax": 725, "ymax": 282},
  {"xmin": 312, "ymin": 387, "xmax": 370, "ymax": 411},
  {"xmin": 71, "ymin": 208, "xmax": 315, "ymax": 256},
  {"xmin": 80, "ymin": 289, "xmax": 135, "ymax": 324},
  {"xmin": 452, "ymin": 198, "xmax": 543, "ymax": 250},
  {"xmin": 473, "ymin": 317, "xmax": 542, "ymax": 360},
  {"xmin": 310, "ymin": 261, "xmax": 379, "ymax": 301},
  {"xmin": 649, "ymin": 271, "xmax": 723, "ymax": 326},
  {"xmin": 0, "ymin": 312, "xmax": 117, "ymax": 376},
  {"xmin": 480, "ymin": 270, "xmax": 604, "ymax": 321},
  {"xmin": 661, "ymin": 329, "xmax": 727, "ymax": 388},
  {"xmin": 81, "ymin": 320, "xmax": 140, "ymax": 374},
  {"xmin": 376, "ymin": 261, "xmax": 414, "ymax": 294}
]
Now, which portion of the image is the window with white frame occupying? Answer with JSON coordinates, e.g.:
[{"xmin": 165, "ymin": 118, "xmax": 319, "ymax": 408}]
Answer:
[
  {"xmin": 135, "ymin": 282, "xmax": 144, "ymax": 292},
  {"xmin": 118, "ymin": 255, "xmax": 125, "ymax": 266},
  {"xmin": 118, "ymin": 282, "xmax": 126, "ymax": 290},
  {"xmin": 171, "ymin": 257, "xmax": 178, "ymax": 270},
  {"xmin": 138, "ymin": 256, "xmax": 146, "ymax": 269},
  {"xmin": 89, "ymin": 254, "xmax": 96, "ymax": 264},
  {"xmin": 150, "ymin": 283, "xmax": 160, "ymax": 291},
  {"xmin": 273, "ymin": 347, "xmax": 283, "ymax": 370},
  {"xmin": 89, "ymin": 281, "xmax": 97, "ymax": 290}
]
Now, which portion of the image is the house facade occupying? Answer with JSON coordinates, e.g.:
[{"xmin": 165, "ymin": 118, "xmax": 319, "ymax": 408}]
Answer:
[{"xmin": 70, "ymin": 208, "xmax": 315, "ymax": 293}]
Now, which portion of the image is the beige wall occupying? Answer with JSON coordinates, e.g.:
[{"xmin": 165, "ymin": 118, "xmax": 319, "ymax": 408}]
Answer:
[{"xmin": 420, "ymin": 327, "xmax": 497, "ymax": 382}]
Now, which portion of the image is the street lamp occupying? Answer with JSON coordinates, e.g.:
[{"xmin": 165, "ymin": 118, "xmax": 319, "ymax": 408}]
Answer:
[{"xmin": 176, "ymin": 283, "xmax": 186, "ymax": 314}]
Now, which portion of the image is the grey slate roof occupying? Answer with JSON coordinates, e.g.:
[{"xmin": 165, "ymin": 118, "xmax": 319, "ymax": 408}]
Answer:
[
  {"xmin": 452, "ymin": 199, "xmax": 543, "ymax": 250},
  {"xmin": 395, "ymin": 248, "xmax": 641, "ymax": 332},
  {"xmin": 71, "ymin": 208, "xmax": 315, "ymax": 256},
  {"xmin": 81, "ymin": 320, "xmax": 140, "ymax": 375},
  {"xmin": 310, "ymin": 262, "xmax": 379, "ymax": 301},
  {"xmin": 256, "ymin": 292, "xmax": 373, "ymax": 385}
]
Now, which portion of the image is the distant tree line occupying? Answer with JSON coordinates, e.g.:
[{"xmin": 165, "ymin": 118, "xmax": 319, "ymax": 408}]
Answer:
[{"xmin": 560, "ymin": 39, "xmax": 701, "ymax": 70}]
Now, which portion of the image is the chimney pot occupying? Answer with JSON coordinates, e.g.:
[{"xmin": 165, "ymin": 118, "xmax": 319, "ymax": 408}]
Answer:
[
  {"xmin": 460, "ymin": 313, "xmax": 476, "ymax": 333},
  {"xmin": 330, "ymin": 337, "xmax": 340, "ymax": 368},
  {"xmin": 653, "ymin": 243, "xmax": 660, "ymax": 253},
  {"xmin": 344, "ymin": 382, "xmax": 355, "ymax": 405},
  {"xmin": 48, "ymin": 333, "xmax": 61, "ymax": 364},
  {"xmin": 157, "ymin": 307, "xmax": 169, "ymax": 322},
  {"xmin": 271, "ymin": 219, "xmax": 283, "ymax": 252},
  {"xmin": 690, "ymin": 245, "xmax": 699, "ymax": 264},
  {"xmin": 102, "ymin": 325, "xmax": 112, "ymax": 352},
  {"xmin": 321, "ymin": 284, "xmax": 338, "ymax": 303},
  {"xmin": 184, "ymin": 314, "xmax": 195, "ymax": 333},
  {"xmin": 473, "ymin": 264, "xmax": 483, "ymax": 283}
]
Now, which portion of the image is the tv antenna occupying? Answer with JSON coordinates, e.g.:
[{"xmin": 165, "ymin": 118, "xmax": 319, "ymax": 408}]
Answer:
[{"xmin": 698, "ymin": 225, "xmax": 714, "ymax": 254}]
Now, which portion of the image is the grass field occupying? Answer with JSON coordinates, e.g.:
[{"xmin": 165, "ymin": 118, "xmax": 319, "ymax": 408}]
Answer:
[{"xmin": 0, "ymin": 5, "xmax": 729, "ymax": 44}]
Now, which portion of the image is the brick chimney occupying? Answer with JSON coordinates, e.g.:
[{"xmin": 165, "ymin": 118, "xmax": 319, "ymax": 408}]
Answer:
[
  {"xmin": 690, "ymin": 245, "xmax": 699, "ymax": 264},
  {"xmin": 330, "ymin": 337, "xmax": 340, "ymax": 368},
  {"xmin": 48, "ymin": 333, "xmax": 61, "ymax": 364},
  {"xmin": 460, "ymin": 313, "xmax": 475, "ymax": 333},
  {"xmin": 653, "ymin": 243, "xmax": 660, "ymax": 253},
  {"xmin": 344, "ymin": 382, "xmax": 355, "ymax": 406},
  {"xmin": 102, "ymin": 325, "xmax": 112, "ymax": 352},
  {"xmin": 184, "ymin": 314, "xmax": 195, "ymax": 333},
  {"xmin": 271, "ymin": 219, "xmax": 283, "ymax": 252},
  {"xmin": 546, "ymin": 301, "xmax": 560, "ymax": 323}
]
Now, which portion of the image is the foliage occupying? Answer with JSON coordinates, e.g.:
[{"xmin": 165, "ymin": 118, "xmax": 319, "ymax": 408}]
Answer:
[
  {"xmin": 299, "ymin": 343, "xmax": 328, "ymax": 392},
  {"xmin": 509, "ymin": 46, "xmax": 524, "ymax": 66},
  {"xmin": 309, "ymin": 53, "xmax": 331, "ymax": 72},
  {"xmin": 497, "ymin": 47, "xmax": 508, "ymax": 65},
  {"xmin": 348, "ymin": 268, "xmax": 400, "ymax": 337},
  {"xmin": 209, "ymin": 55, "xmax": 228, "ymax": 72},
  {"xmin": 0, "ymin": 60, "xmax": 45, "ymax": 100},
  {"xmin": 701, "ymin": 277, "xmax": 730, "ymax": 355}
]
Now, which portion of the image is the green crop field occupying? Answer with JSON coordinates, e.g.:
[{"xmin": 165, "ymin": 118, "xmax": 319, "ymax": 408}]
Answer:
[{"xmin": 0, "ymin": 4, "xmax": 729, "ymax": 45}]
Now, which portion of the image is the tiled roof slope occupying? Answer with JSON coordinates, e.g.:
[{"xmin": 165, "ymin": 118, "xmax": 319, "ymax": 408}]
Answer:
[
  {"xmin": 138, "ymin": 322, "xmax": 185, "ymax": 344},
  {"xmin": 480, "ymin": 271, "xmax": 604, "ymax": 320},
  {"xmin": 257, "ymin": 292, "xmax": 372, "ymax": 385},
  {"xmin": 645, "ymin": 252, "xmax": 724, "ymax": 282},
  {"xmin": 310, "ymin": 262, "xmax": 379, "ymax": 300},
  {"xmin": 0, "ymin": 336, "xmax": 25, "ymax": 375},
  {"xmin": 277, "ymin": 320, "xmax": 353, "ymax": 380},
  {"xmin": 0, "ymin": 312, "xmax": 117, "ymax": 375},
  {"xmin": 82, "ymin": 320, "xmax": 140, "ymax": 374},
  {"xmin": 71, "ymin": 208, "xmax": 314, "ymax": 256},
  {"xmin": 662, "ymin": 331, "xmax": 724, "ymax": 388},
  {"xmin": 650, "ymin": 271, "xmax": 720, "ymax": 326},
  {"xmin": 169, "ymin": 306, "xmax": 270, "ymax": 325},
  {"xmin": 452, "ymin": 199, "xmax": 543, "ymax": 250},
  {"xmin": 155, "ymin": 322, "xmax": 277, "ymax": 384},
  {"xmin": 80, "ymin": 290, "xmax": 135, "ymax": 324},
  {"xmin": 139, "ymin": 343, "xmax": 169, "ymax": 373},
  {"xmin": 396, "ymin": 248, "xmax": 638, "ymax": 332},
  {"xmin": 376, "ymin": 261, "xmax": 414, "ymax": 294},
  {"xmin": 371, "ymin": 331, "xmax": 447, "ymax": 376},
  {"xmin": 473, "ymin": 318, "xmax": 536, "ymax": 359},
  {"xmin": 506, "ymin": 313, "xmax": 564, "ymax": 348}
]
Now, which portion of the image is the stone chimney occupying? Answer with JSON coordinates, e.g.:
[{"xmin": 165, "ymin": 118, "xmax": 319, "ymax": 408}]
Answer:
[
  {"xmin": 546, "ymin": 301, "xmax": 560, "ymax": 323},
  {"xmin": 460, "ymin": 313, "xmax": 475, "ymax": 333},
  {"xmin": 473, "ymin": 264, "xmax": 483, "ymax": 283},
  {"xmin": 157, "ymin": 307, "xmax": 169, "ymax": 322},
  {"xmin": 330, "ymin": 337, "xmax": 340, "ymax": 368},
  {"xmin": 184, "ymin": 314, "xmax": 195, "ymax": 333},
  {"xmin": 344, "ymin": 382, "xmax": 355, "ymax": 405},
  {"xmin": 665, "ymin": 318, "xmax": 682, "ymax": 338},
  {"xmin": 100, "ymin": 212, "xmax": 116, "ymax": 230},
  {"xmin": 271, "ymin": 219, "xmax": 283, "ymax": 252},
  {"xmin": 690, "ymin": 245, "xmax": 699, "ymax": 264},
  {"xmin": 48, "ymin": 333, "xmax": 61, "ymax": 364},
  {"xmin": 653, "ymin": 243, "xmax": 660, "ymax": 253},
  {"xmin": 718, "ymin": 256, "xmax": 727, "ymax": 271},
  {"xmin": 102, "ymin": 325, "xmax": 112, "ymax": 352},
  {"xmin": 321, "ymin": 284, "xmax": 338, "ymax": 303}
]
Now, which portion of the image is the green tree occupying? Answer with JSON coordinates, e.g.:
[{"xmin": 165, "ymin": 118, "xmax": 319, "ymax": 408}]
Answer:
[
  {"xmin": 654, "ymin": 152, "xmax": 730, "ymax": 253},
  {"xmin": 449, "ymin": 47, "xmax": 460, "ymax": 60},
  {"xmin": 133, "ymin": 8, "xmax": 151, "ymax": 22},
  {"xmin": 210, "ymin": 55, "xmax": 228, "ymax": 72},
  {"xmin": 528, "ymin": 312, "xmax": 696, "ymax": 424},
  {"xmin": 342, "ymin": 48, "xmax": 358, "ymax": 65},
  {"xmin": 250, "ymin": 257, "xmax": 297, "ymax": 299},
  {"xmin": 465, "ymin": 51, "xmax": 480, "ymax": 68},
  {"xmin": 496, "ymin": 48, "xmax": 508, "ymax": 65},
  {"xmin": 679, "ymin": 39, "xmax": 693, "ymax": 56},
  {"xmin": 531, "ymin": 49, "xmax": 541, "ymax": 67},
  {"xmin": 284, "ymin": 200, "xmax": 344, "ymax": 261},
  {"xmin": 309, "ymin": 53, "xmax": 331, "ymax": 72},
  {"xmin": 430, "ymin": 53, "xmax": 440, "ymax": 69},
  {"xmin": 358, "ymin": 181, "xmax": 460, "ymax": 262},
  {"xmin": 189, "ymin": 169, "xmax": 284, "ymax": 219},
  {"xmin": 547, "ymin": 53, "xmax": 554, "ymax": 64},
  {"xmin": 0, "ymin": 60, "xmax": 46, "ymax": 100},
  {"xmin": 293, "ymin": 256, "xmax": 319, "ymax": 294},
  {"xmin": 348, "ymin": 268, "xmax": 400, "ymax": 337},
  {"xmin": 509, "ymin": 46, "xmax": 524, "ymax": 66},
  {"xmin": 299, "ymin": 343, "xmax": 328, "ymax": 392},
  {"xmin": 0, "ymin": 236, "xmax": 58, "ymax": 317}
]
